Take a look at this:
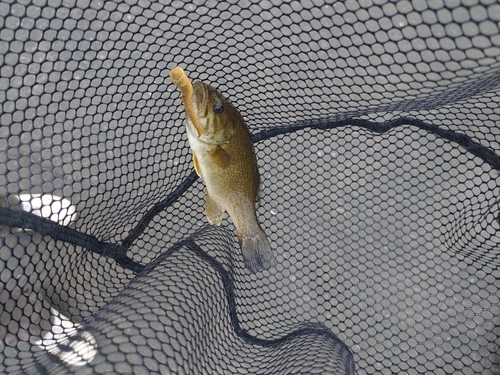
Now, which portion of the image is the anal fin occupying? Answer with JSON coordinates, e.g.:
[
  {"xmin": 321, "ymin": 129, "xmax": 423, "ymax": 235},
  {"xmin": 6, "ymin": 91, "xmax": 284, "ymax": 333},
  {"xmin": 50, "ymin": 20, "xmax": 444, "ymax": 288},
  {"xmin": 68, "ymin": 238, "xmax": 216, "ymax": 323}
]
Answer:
[{"xmin": 205, "ymin": 189, "xmax": 224, "ymax": 226}]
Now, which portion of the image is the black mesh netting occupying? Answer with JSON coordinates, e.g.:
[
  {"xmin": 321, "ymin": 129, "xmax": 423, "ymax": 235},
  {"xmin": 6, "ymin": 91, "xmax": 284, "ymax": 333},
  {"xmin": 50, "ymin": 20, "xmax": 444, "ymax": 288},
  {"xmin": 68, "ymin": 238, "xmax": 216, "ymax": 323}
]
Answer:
[{"xmin": 1, "ymin": 1, "xmax": 499, "ymax": 374}]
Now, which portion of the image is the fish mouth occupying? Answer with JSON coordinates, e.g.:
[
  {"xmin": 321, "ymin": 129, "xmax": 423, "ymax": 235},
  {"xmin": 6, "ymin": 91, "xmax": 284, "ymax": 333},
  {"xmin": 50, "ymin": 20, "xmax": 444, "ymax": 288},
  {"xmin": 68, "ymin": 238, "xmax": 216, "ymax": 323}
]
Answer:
[{"xmin": 192, "ymin": 81, "xmax": 208, "ymax": 118}]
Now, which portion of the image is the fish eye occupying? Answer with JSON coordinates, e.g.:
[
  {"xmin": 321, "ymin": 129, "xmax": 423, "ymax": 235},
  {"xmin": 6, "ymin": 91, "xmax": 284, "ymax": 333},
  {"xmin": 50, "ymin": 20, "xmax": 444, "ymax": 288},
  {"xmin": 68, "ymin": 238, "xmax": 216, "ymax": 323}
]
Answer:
[{"xmin": 214, "ymin": 105, "xmax": 224, "ymax": 114}]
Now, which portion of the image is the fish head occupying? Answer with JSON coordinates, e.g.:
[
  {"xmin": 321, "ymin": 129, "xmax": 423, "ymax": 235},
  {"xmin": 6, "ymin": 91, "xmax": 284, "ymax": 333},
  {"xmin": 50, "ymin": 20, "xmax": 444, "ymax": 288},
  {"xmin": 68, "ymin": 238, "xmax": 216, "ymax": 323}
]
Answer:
[{"xmin": 190, "ymin": 81, "xmax": 238, "ymax": 144}]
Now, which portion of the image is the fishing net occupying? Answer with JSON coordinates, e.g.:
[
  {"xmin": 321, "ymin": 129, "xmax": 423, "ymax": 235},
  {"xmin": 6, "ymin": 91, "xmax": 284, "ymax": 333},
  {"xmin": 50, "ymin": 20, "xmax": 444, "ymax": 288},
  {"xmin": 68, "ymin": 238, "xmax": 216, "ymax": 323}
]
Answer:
[{"xmin": 1, "ymin": 0, "xmax": 499, "ymax": 374}]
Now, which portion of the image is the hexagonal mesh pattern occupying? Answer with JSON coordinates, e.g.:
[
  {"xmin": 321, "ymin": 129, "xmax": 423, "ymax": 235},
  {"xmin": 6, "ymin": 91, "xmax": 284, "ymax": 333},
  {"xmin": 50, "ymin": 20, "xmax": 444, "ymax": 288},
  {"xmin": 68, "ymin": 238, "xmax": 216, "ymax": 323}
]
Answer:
[{"xmin": 1, "ymin": 1, "xmax": 499, "ymax": 374}]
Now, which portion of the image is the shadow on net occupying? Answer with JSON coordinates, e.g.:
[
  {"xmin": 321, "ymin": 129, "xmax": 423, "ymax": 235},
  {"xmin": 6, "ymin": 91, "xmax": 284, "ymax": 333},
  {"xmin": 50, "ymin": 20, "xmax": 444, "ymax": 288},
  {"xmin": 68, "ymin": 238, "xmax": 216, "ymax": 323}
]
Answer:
[{"xmin": 18, "ymin": 225, "xmax": 355, "ymax": 375}]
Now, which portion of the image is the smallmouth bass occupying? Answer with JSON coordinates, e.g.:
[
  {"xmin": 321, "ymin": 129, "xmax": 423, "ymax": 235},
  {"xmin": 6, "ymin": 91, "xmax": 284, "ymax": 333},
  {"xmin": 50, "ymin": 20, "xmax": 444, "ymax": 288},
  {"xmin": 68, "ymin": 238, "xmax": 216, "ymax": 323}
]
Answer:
[{"xmin": 170, "ymin": 67, "xmax": 275, "ymax": 273}]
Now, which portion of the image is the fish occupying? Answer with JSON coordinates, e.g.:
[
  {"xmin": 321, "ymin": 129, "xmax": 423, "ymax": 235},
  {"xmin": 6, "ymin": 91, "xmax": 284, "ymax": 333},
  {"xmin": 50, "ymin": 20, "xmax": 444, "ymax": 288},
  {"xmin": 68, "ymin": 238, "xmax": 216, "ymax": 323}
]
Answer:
[{"xmin": 170, "ymin": 67, "xmax": 275, "ymax": 273}]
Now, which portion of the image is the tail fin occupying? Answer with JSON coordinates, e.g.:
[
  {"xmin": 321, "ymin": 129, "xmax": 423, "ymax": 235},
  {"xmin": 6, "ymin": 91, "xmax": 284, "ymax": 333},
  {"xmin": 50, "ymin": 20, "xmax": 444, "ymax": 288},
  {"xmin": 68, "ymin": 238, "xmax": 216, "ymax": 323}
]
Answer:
[{"xmin": 239, "ymin": 228, "xmax": 276, "ymax": 273}]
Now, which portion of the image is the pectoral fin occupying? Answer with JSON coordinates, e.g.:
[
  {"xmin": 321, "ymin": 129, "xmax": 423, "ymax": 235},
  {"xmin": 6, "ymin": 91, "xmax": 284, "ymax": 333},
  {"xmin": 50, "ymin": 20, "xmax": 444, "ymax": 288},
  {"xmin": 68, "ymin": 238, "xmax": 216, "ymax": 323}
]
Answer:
[
  {"xmin": 205, "ymin": 189, "xmax": 224, "ymax": 226},
  {"xmin": 209, "ymin": 146, "xmax": 231, "ymax": 168},
  {"xmin": 192, "ymin": 151, "xmax": 201, "ymax": 176}
]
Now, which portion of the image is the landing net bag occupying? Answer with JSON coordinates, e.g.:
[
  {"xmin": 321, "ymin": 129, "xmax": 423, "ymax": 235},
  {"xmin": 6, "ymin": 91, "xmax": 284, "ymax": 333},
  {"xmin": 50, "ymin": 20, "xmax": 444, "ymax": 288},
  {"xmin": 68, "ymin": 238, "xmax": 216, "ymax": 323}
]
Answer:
[{"xmin": 0, "ymin": 1, "xmax": 499, "ymax": 374}]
